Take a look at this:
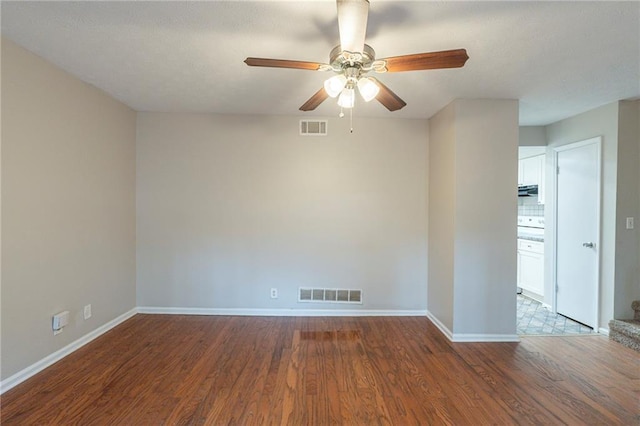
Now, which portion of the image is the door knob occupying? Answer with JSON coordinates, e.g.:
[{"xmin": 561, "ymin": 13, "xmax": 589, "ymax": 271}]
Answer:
[{"xmin": 582, "ymin": 242, "xmax": 595, "ymax": 248}]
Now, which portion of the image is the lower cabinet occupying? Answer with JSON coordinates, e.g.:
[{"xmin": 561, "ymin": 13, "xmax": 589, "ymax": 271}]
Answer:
[{"xmin": 517, "ymin": 239, "xmax": 544, "ymax": 296}]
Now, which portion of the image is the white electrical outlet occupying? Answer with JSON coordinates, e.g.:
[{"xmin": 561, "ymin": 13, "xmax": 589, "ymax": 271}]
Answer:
[
  {"xmin": 270, "ymin": 288, "xmax": 278, "ymax": 299},
  {"xmin": 626, "ymin": 217, "xmax": 634, "ymax": 230},
  {"xmin": 84, "ymin": 304, "xmax": 92, "ymax": 320}
]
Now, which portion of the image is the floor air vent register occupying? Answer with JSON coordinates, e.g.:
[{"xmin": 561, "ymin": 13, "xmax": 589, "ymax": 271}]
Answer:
[{"xmin": 298, "ymin": 288, "xmax": 362, "ymax": 304}]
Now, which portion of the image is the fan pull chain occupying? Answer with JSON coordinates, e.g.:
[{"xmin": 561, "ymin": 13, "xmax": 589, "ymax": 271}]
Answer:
[
  {"xmin": 338, "ymin": 107, "xmax": 354, "ymax": 133},
  {"xmin": 350, "ymin": 108, "xmax": 353, "ymax": 133}
]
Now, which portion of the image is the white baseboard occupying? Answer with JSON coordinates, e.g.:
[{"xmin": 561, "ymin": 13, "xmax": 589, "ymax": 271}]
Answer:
[
  {"xmin": 0, "ymin": 308, "xmax": 138, "ymax": 394},
  {"xmin": 598, "ymin": 327, "xmax": 609, "ymax": 336},
  {"xmin": 451, "ymin": 333, "xmax": 520, "ymax": 342},
  {"xmin": 137, "ymin": 306, "xmax": 428, "ymax": 317},
  {"xmin": 426, "ymin": 310, "xmax": 454, "ymax": 341},
  {"xmin": 426, "ymin": 310, "xmax": 520, "ymax": 342}
]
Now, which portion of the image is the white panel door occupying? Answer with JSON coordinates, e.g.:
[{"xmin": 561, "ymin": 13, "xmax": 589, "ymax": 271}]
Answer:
[{"xmin": 555, "ymin": 139, "xmax": 600, "ymax": 328}]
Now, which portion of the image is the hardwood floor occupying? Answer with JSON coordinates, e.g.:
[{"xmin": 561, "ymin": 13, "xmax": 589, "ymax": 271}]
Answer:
[{"xmin": 2, "ymin": 315, "xmax": 638, "ymax": 425}]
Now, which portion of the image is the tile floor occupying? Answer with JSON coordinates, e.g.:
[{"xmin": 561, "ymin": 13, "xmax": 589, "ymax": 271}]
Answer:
[{"xmin": 517, "ymin": 294, "xmax": 594, "ymax": 335}]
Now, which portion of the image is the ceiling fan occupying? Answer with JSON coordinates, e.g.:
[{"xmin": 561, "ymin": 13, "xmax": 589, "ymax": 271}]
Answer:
[{"xmin": 244, "ymin": 0, "xmax": 469, "ymax": 113}]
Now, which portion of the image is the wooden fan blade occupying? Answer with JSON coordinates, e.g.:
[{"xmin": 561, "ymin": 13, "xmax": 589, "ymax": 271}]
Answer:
[
  {"xmin": 300, "ymin": 88, "xmax": 329, "ymax": 111},
  {"xmin": 244, "ymin": 58, "xmax": 325, "ymax": 71},
  {"xmin": 337, "ymin": 0, "xmax": 369, "ymax": 53},
  {"xmin": 371, "ymin": 78, "xmax": 406, "ymax": 111},
  {"xmin": 380, "ymin": 49, "xmax": 469, "ymax": 73}
]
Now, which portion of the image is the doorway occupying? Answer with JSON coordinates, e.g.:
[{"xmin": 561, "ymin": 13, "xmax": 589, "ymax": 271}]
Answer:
[{"xmin": 553, "ymin": 137, "xmax": 601, "ymax": 329}]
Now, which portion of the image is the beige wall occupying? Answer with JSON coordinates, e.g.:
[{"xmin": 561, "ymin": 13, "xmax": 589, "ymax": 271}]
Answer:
[
  {"xmin": 519, "ymin": 126, "xmax": 546, "ymax": 147},
  {"xmin": 136, "ymin": 113, "xmax": 428, "ymax": 311},
  {"xmin": 615, "ymin": 100, "xmax": 640, "ymax": 318},
  {"xmin": 545, "ymin": 102, "xmax": 619, "ymax": 330},
  {"xmin": 427, "ymin": 103, "xmax": 456, "ymax": 331},
  {"xmin": 428, "ymin": 99, "xmax": 519, "ymax": 338},
  {"xmin": 1, "ymin": 38, "xmax": 137, "ymax": 380},
  {"xmin": 453, "ymin": 100, "xmax": 519, "ymax": 335}
]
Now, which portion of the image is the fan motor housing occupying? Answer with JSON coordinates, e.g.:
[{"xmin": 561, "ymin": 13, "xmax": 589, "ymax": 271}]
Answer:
[{"xmin": 329, "ymin": 44, "xmax": 376, "ymax": 72}]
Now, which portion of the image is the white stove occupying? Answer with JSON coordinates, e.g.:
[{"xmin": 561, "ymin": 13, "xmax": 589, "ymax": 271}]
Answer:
[{"xmin": 517, "ymin": 216, "xmax": 544, "ymax": 241}]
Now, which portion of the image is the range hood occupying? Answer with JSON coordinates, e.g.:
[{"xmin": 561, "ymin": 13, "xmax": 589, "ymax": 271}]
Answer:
[{"xmin": 518, "ymin": 185, "xmax": 539, "ymax": 197}]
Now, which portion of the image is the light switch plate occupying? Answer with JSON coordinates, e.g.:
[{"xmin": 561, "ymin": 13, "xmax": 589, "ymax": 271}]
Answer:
[{"xmin": 626, "ymin": 217, "xmax": 634, "ymax": 230}]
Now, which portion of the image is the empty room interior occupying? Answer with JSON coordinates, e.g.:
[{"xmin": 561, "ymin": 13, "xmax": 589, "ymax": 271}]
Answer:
[{"xmin": 1, "ymin": 1, "xmax": 639, "ymax": 424}]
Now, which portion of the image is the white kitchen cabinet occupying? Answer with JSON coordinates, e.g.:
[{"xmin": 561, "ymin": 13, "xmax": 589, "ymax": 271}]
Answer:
[
  {"xmin": 517, "ymin": 239, "xmax": 544, "ymax": 297},
  {"xmin": 537, "ymin": 155, "xmax": 546, "ymax": 205},
  {"xmin": 518, "ymin": 156, "xmax": 540, "ymax": 186},
  {"xmin": 518, "ymin": 154, "xmax": 545, "ymax": 205}
]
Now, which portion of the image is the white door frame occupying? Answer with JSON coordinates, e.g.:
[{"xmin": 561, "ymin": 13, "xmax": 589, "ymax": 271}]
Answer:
[{"xmin": 551, "ymin": 136, "xmax": 602, "ymax": 331}]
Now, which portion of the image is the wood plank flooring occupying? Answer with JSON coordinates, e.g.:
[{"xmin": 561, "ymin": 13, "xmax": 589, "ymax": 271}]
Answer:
[{"xmin": 2, "ymin": 315, "xmax": 638, "ymax": 425}]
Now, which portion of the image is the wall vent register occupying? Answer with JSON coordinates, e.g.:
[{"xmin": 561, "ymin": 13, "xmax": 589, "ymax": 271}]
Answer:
[
  {"xmin": 298, "ymin": 287, "xmax": 362, "ymax": 304},
  {"xmin": 300, "ymin": 120, "xmax": 328, "ymax": 136}
]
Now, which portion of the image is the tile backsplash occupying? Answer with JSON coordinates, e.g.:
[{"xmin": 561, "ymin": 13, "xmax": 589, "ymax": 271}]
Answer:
[{"xmin": 518, "ymin": 196, "xmax": 544, "ymax": 216}]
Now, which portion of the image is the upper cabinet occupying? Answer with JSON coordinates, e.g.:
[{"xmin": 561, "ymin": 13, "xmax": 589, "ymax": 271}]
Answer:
[
  {"xmin": 519, "ymin": 155, "xmax": 541, "ymax": 186},
  {"xmin": 518, "ymin": 154, "xmax": 545, "ymax": 204}
]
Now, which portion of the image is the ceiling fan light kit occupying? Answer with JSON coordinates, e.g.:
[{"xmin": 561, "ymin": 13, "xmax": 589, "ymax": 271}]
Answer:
[
  {"xmin": 244, "ymin": 0, "xmax": 469, "ymax": 121},
  {"xmin": 357, "ymin": 77, "xmax": 379, "ymax": 102},
  {"xmin": 324, "ymin": 74, "xmax": 347, "ymax": 98},
  {"xmin": 338, "ymin": 87, "xmax": 356, "ymax": 109},
  {"xmin": 323, "ymin": 62, "xmax": 379, "ymax": 108}
]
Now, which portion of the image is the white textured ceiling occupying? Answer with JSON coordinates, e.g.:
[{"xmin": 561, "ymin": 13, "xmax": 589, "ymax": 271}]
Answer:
[{"xmin": 1, "ymin": 1, "xmax": 639, "ymax": 125}]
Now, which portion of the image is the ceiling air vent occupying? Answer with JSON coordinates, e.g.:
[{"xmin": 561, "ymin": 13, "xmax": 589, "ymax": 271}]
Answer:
[
  {"xmin": 300, "ymin": 120, "xmax": 328, "ymax": 136},
  {"xmin": 298, "ymin": 287, "xmax": 363, "ymax": 304}
]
